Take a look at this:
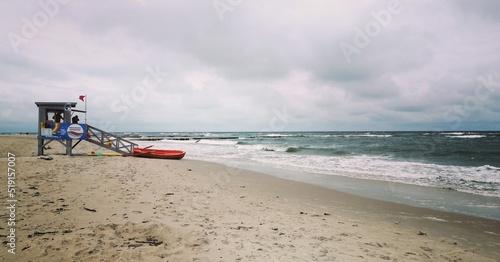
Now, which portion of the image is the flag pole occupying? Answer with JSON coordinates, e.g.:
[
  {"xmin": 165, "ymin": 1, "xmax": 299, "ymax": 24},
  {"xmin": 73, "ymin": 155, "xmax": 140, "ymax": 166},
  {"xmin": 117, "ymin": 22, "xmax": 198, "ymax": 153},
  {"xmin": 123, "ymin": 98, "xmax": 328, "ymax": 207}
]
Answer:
[{"xmin": 85, "ymin": 94, "xmax": 87, "ymax": 124}]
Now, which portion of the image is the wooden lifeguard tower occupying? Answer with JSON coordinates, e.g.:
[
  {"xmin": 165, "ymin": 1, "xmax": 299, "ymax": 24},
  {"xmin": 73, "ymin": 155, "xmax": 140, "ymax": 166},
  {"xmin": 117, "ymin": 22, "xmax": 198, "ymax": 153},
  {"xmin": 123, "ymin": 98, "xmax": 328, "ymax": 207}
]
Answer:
[{"xmin": 35, "ymin": 101, "xmax": 137, "ymax": 156}]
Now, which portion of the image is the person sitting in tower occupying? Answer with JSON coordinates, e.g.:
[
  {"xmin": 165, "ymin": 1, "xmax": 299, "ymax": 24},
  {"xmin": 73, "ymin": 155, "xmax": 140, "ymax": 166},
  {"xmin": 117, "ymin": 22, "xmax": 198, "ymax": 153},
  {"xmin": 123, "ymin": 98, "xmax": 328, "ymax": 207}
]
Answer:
[
  {"xmin": 72, "ymin": 115, "xmax": 80, "ymax": 124},
  {"xmin": 53, "ymin": 112, "xmax": 63, "ymax": 123}
]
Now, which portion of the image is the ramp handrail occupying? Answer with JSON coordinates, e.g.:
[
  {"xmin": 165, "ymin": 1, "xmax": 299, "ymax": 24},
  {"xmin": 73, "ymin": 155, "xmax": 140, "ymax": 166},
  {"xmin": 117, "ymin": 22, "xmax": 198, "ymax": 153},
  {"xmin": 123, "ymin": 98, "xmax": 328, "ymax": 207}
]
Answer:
[{"xmin": 86, "ymin": 124, "xmax": 137, "ymax": 154}]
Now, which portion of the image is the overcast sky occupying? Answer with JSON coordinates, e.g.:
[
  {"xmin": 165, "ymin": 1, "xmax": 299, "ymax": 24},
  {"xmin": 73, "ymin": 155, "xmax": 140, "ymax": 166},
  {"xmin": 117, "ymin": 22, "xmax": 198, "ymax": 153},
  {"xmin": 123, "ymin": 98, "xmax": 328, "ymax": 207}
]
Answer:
[{"xmin": 1, "ymin": 0, "xmax": 499, "ymax": 132}]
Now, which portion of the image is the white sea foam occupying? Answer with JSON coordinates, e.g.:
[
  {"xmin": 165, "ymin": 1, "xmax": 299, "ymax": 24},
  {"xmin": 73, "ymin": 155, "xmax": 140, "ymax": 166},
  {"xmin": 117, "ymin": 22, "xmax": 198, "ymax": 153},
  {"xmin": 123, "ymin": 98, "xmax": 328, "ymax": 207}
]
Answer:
[
  {"xmin": 447, "ymin": 135, "xmax": 486, "ymax": 139},
  {"xmin": 424, "ymin": 216, "xmax": 448, "ymax": 222},
  {"xmin": 344, "ymin": 134, "xmax": 393, "ymax": 138},
  {"xmin": 196, "ymin": 140, "xmax": 238, "ymax": 146},
  {"xmin": 484, "ymin": 165, "xmax": 500, "ymax": 171}
]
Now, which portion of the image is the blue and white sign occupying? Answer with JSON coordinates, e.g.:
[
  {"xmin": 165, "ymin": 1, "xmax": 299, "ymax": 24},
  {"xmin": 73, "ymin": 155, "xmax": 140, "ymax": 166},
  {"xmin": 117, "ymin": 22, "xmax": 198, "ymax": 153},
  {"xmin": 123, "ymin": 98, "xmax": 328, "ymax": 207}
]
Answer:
[{"xmin": 41, "ymin": 123, "xmax": 87, "ymax": 140}]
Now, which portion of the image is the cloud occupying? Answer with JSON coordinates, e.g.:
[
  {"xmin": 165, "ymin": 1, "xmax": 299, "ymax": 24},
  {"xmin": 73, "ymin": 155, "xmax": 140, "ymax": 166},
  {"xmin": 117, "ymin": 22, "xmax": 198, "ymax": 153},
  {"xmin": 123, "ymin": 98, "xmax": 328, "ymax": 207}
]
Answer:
[{"xmin": 0, "ymin": 0, "xmax": 499, "ymax": 132}]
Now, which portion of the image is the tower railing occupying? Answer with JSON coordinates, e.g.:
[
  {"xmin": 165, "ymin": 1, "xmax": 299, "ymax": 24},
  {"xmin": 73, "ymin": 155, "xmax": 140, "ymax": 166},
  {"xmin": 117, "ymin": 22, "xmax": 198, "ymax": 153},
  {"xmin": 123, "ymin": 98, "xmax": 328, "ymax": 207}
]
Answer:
[{"xmin": 85, "ymin": 124, "xmax": 137, "ymax": 154}]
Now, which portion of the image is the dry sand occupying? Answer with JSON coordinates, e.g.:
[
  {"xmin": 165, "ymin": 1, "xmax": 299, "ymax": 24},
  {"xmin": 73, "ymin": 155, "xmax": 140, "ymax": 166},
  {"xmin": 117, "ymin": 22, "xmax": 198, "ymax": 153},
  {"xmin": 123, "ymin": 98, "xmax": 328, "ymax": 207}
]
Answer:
[{"xmin": 0, "ymin": 135, "xmax": 499, "ymax": 261}]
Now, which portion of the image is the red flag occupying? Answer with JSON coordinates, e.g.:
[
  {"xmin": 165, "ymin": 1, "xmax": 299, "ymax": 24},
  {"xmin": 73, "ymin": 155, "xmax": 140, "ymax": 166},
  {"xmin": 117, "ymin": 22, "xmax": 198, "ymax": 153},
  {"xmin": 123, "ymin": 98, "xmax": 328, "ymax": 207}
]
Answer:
[{"xmin": 79, "ymin": 95, "xmax": 85, "ymax": 102}]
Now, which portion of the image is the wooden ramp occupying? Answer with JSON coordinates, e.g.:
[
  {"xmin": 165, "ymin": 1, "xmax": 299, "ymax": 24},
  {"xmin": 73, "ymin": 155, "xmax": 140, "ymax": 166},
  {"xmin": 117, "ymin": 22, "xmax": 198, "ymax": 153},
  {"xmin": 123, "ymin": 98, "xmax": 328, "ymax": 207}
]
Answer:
[{"xmin": 85, "ymin": 124, "xmax": 137, "ymax": 154}]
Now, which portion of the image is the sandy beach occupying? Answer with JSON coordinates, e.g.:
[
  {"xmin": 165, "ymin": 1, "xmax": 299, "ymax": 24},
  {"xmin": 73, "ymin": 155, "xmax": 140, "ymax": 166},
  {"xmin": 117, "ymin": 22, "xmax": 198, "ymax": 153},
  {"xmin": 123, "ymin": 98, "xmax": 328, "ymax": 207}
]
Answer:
[{"xmin": 0, "ymin": 135, "xmax": 499, "ymax": 261}]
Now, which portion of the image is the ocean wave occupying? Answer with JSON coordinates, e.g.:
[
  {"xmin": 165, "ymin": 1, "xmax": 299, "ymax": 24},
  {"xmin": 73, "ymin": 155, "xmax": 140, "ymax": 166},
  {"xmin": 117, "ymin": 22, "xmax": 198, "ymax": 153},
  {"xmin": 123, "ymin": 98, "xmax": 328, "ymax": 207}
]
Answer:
[
  {"xmin": 441, "ymin": 132, "xmax": 465, "ymax": 135},
  {"xmin": 329, "ymin": 150, "xmax": 350, "ymax": 156},
  {"xmin": 483, "ymin": 165, "xmax": 500, "ymax": 171},
  {"xmin": 196, "ymin": 132, "xmax": 220, "ymax": 138},
  {"xmin": 242, "ymin": 145, "xmax": 303, "ymax": 153},
  {"xmin": 237, "ymin": 144, "xmax": 276, "ymax": 151},
  {"xmin": 345, "ymin": 134, "xmax": 393, "ymax": 138},
  {"xmin": 255, "ymin": 133, "xmax": 304, "ymax": 139},
  {"xmin": 196, "ymin": 140, "xmax": 238, "ymax": 146},
  {"xmin": 447, "ymin": 135, "xmax": 486, "ymax": 139},
  {"xmin": 159, "ymin": 138, "xmax": 197, "ymax": 144},
  {"xmin": 306, "ymin": 145, "xmax": 338, "ymax": 150}
]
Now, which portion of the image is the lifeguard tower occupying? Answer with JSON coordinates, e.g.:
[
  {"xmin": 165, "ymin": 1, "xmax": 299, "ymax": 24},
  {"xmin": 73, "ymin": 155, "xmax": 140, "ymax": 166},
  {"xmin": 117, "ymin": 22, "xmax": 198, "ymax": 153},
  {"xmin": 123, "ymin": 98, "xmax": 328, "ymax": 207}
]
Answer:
[{"xmin": 35, "ymin": 101, "xmax": 137, "ymax": 156}]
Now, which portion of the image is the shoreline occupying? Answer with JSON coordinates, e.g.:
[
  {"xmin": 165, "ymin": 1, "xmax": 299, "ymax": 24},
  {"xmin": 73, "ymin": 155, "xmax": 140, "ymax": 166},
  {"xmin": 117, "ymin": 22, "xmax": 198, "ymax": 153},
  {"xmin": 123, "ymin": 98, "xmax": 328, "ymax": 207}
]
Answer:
[
  {"xmin": 211, "ymin": 161, "xmax": 500, "ymax": 221},
  {"xmin": 1, "ymin": 136, "xmax": 499, "ymax": 261}
]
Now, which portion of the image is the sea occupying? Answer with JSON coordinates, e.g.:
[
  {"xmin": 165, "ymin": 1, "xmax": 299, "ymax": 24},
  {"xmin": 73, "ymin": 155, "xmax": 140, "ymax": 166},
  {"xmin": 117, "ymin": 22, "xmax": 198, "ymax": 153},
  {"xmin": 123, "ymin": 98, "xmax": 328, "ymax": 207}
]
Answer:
[{"xmin": 124, "ymin": 131, "xmax": 500, "ymax": 220}]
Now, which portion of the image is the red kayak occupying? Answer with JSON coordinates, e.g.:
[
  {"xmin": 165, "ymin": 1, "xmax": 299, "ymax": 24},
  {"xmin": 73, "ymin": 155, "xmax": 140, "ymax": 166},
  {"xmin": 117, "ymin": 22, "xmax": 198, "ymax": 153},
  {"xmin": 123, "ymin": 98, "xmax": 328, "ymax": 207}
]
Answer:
[{"xmin": 132, "ymin": 147, "xmax": 186, "ymax": 160}]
